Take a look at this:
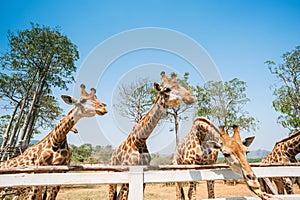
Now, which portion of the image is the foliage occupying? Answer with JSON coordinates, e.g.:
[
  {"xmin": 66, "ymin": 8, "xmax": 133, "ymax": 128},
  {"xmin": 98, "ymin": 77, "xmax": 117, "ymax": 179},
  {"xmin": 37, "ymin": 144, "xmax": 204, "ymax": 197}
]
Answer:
[
  {"xmin": 70, "ymin": 144, "xmax": 175, "ymax": 165},
  {"xmin": 0, "ymin": 115, "xmax": 10, "ymax": 136},
  {"xmin": 0, "ymin": 23, "xmax": 79, "ymax": 149},
  {"xmin": 71, "ymin": 144, "xmax": 93, "ymax": 163},
  {"xmin": 194, "ymin": 78, "xmax": 259, "ymax": 132},
  {"xmin": 2, "ymin": 23, "xmax": 78, "ymax": 89},
  {"xmin": 71, "ymin": 144, "xmax": 114, "ymax": 164},
  {"xmin": 217, "ymin": 157, "xmax": 261, "ymax": 163},
  {"xmin": 247, "ymin": 158, "xmax": 262, "ymax": 163},
  {"xmin": 150, "ymin": 153, "xmax": 173, "ymax": 165},
  {"xmin": 266, "ymin": 46, "xmax": 300, "ymax": 133},
  {"xmin": 91, "ymin": 145, "xmax": 114, "ymax": 164}
]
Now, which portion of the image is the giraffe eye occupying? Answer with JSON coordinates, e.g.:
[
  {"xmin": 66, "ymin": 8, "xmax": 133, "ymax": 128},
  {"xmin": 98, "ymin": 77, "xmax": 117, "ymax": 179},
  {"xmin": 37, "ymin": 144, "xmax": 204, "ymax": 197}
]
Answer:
[
  {"xmin": 223, "ymin": 153, "xmax": 230, "ymax": 158},
  {"xmin": 80, "ymin": 99, "xmax": 87, "ymax": 103},
  {"xmin": 164, "ymin": 88, "xmax": 171, "ymax": 93}
]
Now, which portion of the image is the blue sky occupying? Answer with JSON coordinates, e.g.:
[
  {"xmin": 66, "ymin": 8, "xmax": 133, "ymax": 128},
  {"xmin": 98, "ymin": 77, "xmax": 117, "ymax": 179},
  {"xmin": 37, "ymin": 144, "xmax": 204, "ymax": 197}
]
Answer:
[{"xmin": 1, "ymin": 0, "xmax": 300, "ymax": 154}]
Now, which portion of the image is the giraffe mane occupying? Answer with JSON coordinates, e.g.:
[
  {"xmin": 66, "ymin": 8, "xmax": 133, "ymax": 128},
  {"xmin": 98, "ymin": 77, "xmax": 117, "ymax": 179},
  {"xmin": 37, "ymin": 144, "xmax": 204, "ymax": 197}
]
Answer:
[
  {"xmin": 274, "ymin": 130, "xmax": 300, "ymax": 145},
  {"xmin": 193, "ymin": 117, "xmax": 221, "ymax": 134}
]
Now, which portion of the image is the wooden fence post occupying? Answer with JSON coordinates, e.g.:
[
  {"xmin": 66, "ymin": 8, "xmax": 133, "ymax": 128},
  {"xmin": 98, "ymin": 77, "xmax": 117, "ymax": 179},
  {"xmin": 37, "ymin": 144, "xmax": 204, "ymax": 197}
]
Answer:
[{"xmin": 128, "ymin": 166, "xmax": 144, "ymax": 200}]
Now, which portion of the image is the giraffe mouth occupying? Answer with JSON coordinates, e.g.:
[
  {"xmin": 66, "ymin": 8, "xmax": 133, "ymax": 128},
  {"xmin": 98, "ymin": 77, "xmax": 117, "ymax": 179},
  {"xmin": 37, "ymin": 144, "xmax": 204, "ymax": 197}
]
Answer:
[
  {"xmin": 243, "ymin": 173, "xmax": 262, "ymax": 197},
  {"xmin": 96, "ymin": 108, "xmax": 108, "ymax": 116},
  {"xmin": 183, "ymin": 96, "xmax": 195, "ymax": 105},
  {"xmin": 246, "ymin": 180, "xmax": 263, "ymax": 198},
  {"xmin": 99, "ymin": 111, "xmax": 107, "ymax": 115}
]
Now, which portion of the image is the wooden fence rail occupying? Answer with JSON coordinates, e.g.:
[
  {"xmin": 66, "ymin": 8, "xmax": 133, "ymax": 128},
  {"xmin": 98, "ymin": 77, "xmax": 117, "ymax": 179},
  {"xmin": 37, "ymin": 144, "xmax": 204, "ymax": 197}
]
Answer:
[{"xmin": 0, "ymin": 164, "xmax": 299, "ymax": 200}]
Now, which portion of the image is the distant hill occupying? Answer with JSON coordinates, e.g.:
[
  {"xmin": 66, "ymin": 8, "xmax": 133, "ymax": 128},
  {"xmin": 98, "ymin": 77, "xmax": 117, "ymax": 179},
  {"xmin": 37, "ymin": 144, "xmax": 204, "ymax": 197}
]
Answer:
[{"xmin": 247, "ymin": 149, "xmax": 270, "ymax": 159}]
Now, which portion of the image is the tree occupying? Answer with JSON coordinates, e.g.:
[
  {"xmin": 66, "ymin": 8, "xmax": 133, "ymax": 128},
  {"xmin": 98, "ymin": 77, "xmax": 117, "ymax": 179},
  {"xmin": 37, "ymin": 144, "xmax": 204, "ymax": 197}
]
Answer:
[
  {"xmin": 114, "ymin": 78, "xmax": 155, "ymax": 123},
  {"xmin": 266, "ymin": 46, "xmax": 300, "ymax": 133},
  {"xmin": 194, "ymin": 78, "xmax": 258, "ymax": 132},
  {"xmin": 70, "ymin": 144, "xmax": 114, "ymax": 164},
  {"xmin": 163, "ymin": 72, "xmax": 194, "ymax": 146},
  {"xmin": 0, "ymin": 115, "xmax": 10, "ymax": 142},
  {"xmin": 114, "ymin": 73, "xmax": 194, "ymax": 146},
  {"xmin": 0, "ymin": 23, "xmax": 79, "ymax": 152},
  {"xmin": 92, "ymin": 145, "xmax": 114, "ymax": 164},
  {"xmin": 150, "ymin": 153, "xmax": 172, "ymax": 165},
  {"xmin": 0, "ymin": 73, "xmax": 27, "ymax": 149},
  {"xmin": 71, "ymin": 144, "xmax": 93, "ymax": 163}
]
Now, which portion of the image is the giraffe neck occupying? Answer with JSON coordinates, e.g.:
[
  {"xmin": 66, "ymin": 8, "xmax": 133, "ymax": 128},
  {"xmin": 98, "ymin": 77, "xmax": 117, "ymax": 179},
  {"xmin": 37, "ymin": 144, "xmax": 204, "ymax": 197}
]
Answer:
[
  {"xmin": 130, "ymin": 95, "xmax": 166, "ymax": 144},
  {"xmin": 48, "ymin": 108, "xmax": 79, "ymax": 145},
  {"xmin": 193, "ymin": 118, "xmax": 221, "ymax": 142},
  {"xmin": 0, "ymin": 108, "xmax": 80, "ymax": 168},
  {"xmin": 282, "ymin": 131, "xmax": 300, "ymax": 157}
]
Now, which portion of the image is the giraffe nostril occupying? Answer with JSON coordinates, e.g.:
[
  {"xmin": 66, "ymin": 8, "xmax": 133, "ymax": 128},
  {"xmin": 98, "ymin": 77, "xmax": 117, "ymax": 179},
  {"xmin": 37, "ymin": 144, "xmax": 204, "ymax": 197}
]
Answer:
[
  {"xmin": 245, "ymin": 174, "xmax": 257, "ymax": 181},
  {"xmin": 246, "ymin": 174, "xmax": 252, "ymax": 180}
]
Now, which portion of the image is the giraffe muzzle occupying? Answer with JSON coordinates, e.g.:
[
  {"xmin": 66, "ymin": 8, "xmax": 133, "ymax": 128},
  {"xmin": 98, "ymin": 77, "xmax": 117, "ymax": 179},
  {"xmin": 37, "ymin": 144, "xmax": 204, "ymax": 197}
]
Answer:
[
  {"xmin": 243, "ymin": 172, "xmax": 263, "ymax": 198},
  {"xmin": 183, "ymin": 96, "xmax": 195, "ymax": 105},
  {"xmin": 96, "ymin": 108, "xmax": 108, "ymax": 116}
]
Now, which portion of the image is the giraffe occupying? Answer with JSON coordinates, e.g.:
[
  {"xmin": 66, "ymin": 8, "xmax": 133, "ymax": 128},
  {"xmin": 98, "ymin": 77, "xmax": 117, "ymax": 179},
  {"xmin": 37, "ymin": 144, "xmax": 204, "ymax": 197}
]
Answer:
[
  {"xmin": 0, "ymin": 84, "xmax": 108, "ymax": 200},
  {"xmin": 109, "ymin": 72, "xmax": 195, "ymax": 200},
  {"xmin": 173, "ymin": 117, "xmax": 220, "ymax": 199},
  {"xmin": 259, "ymin": 130, "xmax": 300, "ymax": 194},
  {"xmin": 173, "ymin": 117, "xmax": 263, "ymax": 200}
]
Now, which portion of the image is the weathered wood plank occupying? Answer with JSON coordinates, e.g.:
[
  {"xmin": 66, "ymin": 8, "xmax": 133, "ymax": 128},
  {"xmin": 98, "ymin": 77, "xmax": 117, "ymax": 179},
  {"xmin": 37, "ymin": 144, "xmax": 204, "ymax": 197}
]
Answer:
[
  {"xmin": 0, "ymin": 164, "xmax": 130, "ymax": 174},
  {"xmin": 203, "ymin": 194, "xmax": 300, "ymax": 200},
  {"xmin": 0, "ymin": 165, "xmax": 299, "ymax": 200},
  {"xmin": 0, "ymin": 163, "xmax": 299, "ymax": 174},
  {"xmin": 0, "ymin": 166, "xmax": 299, "ymax": 187},
  {"xmin": 144, "ymin": 168, "xmax": 242, "ymax": 183},
  {"xmin": 0, "ymin": 172, "xmax": 129, "ymax": 187},
  {"xmin": 252, "ymin": 166, "xmax": 300, "ymax": 177}
]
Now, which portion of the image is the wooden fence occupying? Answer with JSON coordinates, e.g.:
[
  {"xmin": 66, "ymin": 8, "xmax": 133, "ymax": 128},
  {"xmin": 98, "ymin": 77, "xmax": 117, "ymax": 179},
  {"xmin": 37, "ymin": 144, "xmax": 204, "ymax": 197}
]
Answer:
[{"xmin": 0, "ymin": 163, "xmax": 299, "ymax": 200}]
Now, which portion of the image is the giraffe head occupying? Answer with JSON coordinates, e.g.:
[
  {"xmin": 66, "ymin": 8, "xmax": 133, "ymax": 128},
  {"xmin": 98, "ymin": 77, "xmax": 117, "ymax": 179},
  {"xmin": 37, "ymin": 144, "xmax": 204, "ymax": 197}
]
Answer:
[
  {"xmin": 154, "ymin": 71, "xmax": 195, "ymax": 107},
  {"xmin": 212, "ymin": 125, "xmax": 262, "ymax": 196},
  {"xmin": 61, "ymin": 84, "xmax": 108, "ymax": 119}
]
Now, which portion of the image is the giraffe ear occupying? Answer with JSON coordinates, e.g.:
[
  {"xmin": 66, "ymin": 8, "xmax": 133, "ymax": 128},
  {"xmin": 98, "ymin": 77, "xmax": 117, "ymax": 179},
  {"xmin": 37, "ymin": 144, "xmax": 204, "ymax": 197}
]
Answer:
[
  {"xmin": 71, "ymin": 126, "xmax": 78, "ymax": 134},
  {"xmin": 207, "ymin": 140, "xmax": 222, "ymax": 150},
  {"xmin": 242, "ymin": 136, "xmax": 255, "ymax": 147},
  {"xmin": 154, "ymin": 82, "xmax": 161, "ymax": 91},
  {"xmin": 61, "ymin": 95, "xmax": 78, "ymax": 105}
]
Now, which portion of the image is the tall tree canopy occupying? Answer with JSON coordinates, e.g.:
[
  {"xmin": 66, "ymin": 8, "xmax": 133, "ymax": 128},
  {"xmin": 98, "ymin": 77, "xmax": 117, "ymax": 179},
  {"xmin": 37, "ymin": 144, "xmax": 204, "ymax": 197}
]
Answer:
[
  {"xmin": 0, "ymin": 23, "xmax": 79, "ymax": 152},
  {"xmin": 266, "ymin": 46, "xmax": 300, "ymax": 133},
  {"xmin": 194, "ymin": 78, "xmax": 258, "ymax": 132}
]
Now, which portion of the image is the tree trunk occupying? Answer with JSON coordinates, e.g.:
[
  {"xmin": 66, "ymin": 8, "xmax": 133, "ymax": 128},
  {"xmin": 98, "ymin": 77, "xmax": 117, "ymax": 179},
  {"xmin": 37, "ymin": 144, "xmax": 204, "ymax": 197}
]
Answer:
[
  {"xmin": 24, "ymin": 109, "xmax": 37, "ymax": 147},
  {"xmin": 17, "ymin": 61, "xmax": 51, "ymax": 147},
  {"xmin": 1, "ymin": 102, "xmax": 20, "ymax": 149},
  {"xmin": 6, "ymin": 69, "xmax": 38, "ymax": 148},
  {"xmin": 17, "ymin": 74, "xmax": 44, "ymax": 147},
  {"xmin": 175, "ymin": 117, "xmax": 179, "ymax": 147},
  {"xmin": 7, "ymin": 98, "xmax": 27, "ymax": 146},
  {"xmin": 172, "ymin": 109, "xmax": 180, "ymax": 147},
  {"xmin": 23, "ymin": 80, "xmax": 45, "ymax": 147}
]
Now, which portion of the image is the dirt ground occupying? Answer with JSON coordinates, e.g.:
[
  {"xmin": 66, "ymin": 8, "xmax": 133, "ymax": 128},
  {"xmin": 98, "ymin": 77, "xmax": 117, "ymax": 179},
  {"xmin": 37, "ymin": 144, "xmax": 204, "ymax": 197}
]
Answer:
[{"xmin": 56, "ymin": 181, "xmax": 300, "ymax": 200}]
